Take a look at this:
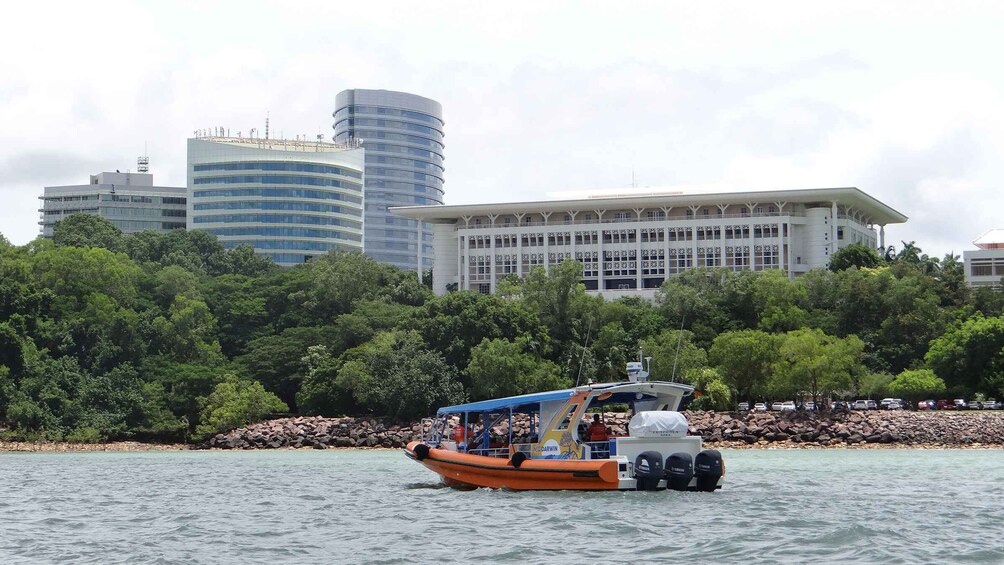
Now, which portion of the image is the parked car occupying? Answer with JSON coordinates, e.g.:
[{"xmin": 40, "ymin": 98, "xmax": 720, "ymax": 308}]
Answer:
[
  {"xmin": 954, "ymin": 399, "xmax": 968, "ymax": 410},
  {"xmin": 804, "ymin": 401, "xmax": 817, "ymax": 411},
  {"xmin": 880, "ymin": 398, "xmax": 896, "ymax": 409},
  {"xmin": 866, "ymin": 400, "xmax": 878, "ymax": 410},
  {"xmin": 754, "ymin": 402, "xmax": 768, "ymax": 412},
  {"xmin": 886, "ymin": 401, "xmax": 903, "ymax": 410},
  {"xmin": 831, "ymin": 401, "xmax": 849, "ymax": 411},
  {"xmin": 852, "ymin": 399, "xmax": 869, "ymax": 410},
  {"xmin": 983, "ymin": 399, "xmax": 1000, "ymax": 410},
  {"xmin": 771, "ymin": 401, "xmax": 785, "ymax": 411},
  {"xmin": 936, "ymin": 399, "xmax": 954, "ymax": 410},
  {"xmin": 780, "ymin": 401, "xmax": 796, "ymax": 411},
  {"xmin": 738, "ymin": 402, "xmax": 750, "ymax": 411},
  {"xmin": 918, "ymin": 399, "xmax": 935, "ymax": 410}
]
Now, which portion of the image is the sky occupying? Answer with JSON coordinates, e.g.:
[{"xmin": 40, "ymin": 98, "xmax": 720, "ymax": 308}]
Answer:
[{"xmin": 2, "ymin": 0, "xmax": 1003, "ymax": 258}]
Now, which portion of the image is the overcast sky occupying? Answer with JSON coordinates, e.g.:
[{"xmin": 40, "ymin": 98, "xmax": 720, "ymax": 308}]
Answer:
[{"xmin": 2, "ymin": 1, "xmax": 1002, "ymax": 258}]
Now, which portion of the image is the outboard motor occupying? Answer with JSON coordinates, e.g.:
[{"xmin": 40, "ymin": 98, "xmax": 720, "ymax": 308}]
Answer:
[
  {"xmin": 665, "ymin": 452, "xmax": 694, "ymax": 491},
  {"xmin": 694, "ymin": 449, "xmax": 724, "ymax": 492},
  {"xmin": 634, "ymin": 451, "xmax": 664, "ymax": 491}
]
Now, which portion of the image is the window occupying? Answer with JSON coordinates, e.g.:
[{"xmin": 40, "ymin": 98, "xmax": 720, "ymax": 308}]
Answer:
[{"xmin": 556, "ymin": 405, "xmax": 579, "ymax": 430}]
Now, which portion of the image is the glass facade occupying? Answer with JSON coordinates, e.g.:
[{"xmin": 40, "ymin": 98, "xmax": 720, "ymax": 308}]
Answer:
[
  {"xmin": 333, "ymin": 89, "xmax": 444, "ymax": 272},
  {"xmin": 187, "ymin": 139, "xmax": 365, "ymax": 267}
]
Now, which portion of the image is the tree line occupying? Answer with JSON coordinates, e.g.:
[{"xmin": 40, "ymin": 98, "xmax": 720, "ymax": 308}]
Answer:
[{"xmin": 2, "ymin": 214, "xmax": 1004, "ymax": 443}]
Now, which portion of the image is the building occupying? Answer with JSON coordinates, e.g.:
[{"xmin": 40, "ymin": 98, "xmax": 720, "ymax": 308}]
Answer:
[
  {"xmin": 963, "ymin": 229, "xmax": 1004, "ymax": 288},
  {"xmin": 392, "ymin": 187, "xmax": 908, "ymax": 299},
  {"xmin": 187, "ymin": 134, "xmax": 365, "ymax": 267},
  {"xmin": 39, "ymin": 166, "xmax": 187, "ymax": 237},
  {"xmin": 332, "ymin": 89, "xmax": 444, "ymax": 271}
]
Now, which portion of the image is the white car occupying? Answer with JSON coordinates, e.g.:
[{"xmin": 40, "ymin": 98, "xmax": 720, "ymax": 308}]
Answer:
[
  {"xmin": 771, "ymin": 401, "xmax": 784, "ymax": 411},
  {"xmin": 852, "ymin": 399, "xmax": 869, "ymax": 410},
  {"xmin": 754, "ymin": 402, "xmax": 768, "ymax": 412},
  {"xmin": 780, "ymin": 401, "xmax": 796, "ymax": 411}
]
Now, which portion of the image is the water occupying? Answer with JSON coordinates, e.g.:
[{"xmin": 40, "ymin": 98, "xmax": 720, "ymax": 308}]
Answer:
[{"xmin": 1, "ymin": 449, "xmax": 1003, "ymax": 564}]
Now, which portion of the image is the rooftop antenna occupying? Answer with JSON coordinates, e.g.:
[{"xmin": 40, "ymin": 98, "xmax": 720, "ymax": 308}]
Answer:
[
  {"xmin": 265, "ymin": 112, "xmax": 270, "ymax": 140},
  {"xmin": 574, "ymin": 318, "xmax": 593, "ymax": 387},
  {"xmin": 137, "ymin": 142, "xmax": 149, "ymax": 173}
]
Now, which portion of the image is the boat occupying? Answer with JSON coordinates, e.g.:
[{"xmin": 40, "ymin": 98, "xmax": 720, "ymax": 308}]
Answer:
[{"xmin": 404, "ymin": 361, "xmax": 725, "ymax": 491}]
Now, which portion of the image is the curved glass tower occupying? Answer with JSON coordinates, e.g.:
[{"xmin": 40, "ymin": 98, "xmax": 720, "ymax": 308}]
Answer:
[
  {"xmin": 333, "ymin": 89, "xmax": 444, "ymax": 272},
  {"xmin": 187, "ymin": 136, "xmax": 365, "ymax": 266}
]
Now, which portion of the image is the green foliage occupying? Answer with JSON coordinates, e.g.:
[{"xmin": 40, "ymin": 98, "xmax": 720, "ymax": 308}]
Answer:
[
  {"xmin": 52, "ymin": 213, "xmax": 124, "ymax": 252},
  {"xmin": 466, "ymin": 338, "xmax": 570, "ymax": 401},
  {"xmin": 194, "ymin": 374, "xmax": 288, "ymax": 440},
  {"xmin": 829, "ymin": 243, "xmax": 881, "ymax": 272},
  {"xmin": 772, "ymin": 329, "xmax": 865, "ymax": 403},
  {"xmin": 639, "ymin": 329, "xmax": 708, "ymax": 384},
  {"xmin": 709, "ymin": 330, "xmax": 778, "ymax": 402},
  {"xmin": 926, "ymin": 315, "xmax": 1004, "ymax": 395},
  {"xmin": 4, "ymin": 223, "xmax": 1004, "ymax": 443},
  {"xmin": 888, "ymin": 369, "xmax": 946, "ymax": 401}
]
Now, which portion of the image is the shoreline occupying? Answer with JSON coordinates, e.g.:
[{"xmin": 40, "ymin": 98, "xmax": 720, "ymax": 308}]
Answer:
[{"xmin": 2, "ymin": 442, "xmax": 1001, "ymax": 453}]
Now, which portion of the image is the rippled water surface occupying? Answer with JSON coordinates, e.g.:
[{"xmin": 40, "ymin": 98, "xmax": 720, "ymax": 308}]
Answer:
[{"xmin": 1, "ymin": 449, "xmax": 1003, "ymax": 564}]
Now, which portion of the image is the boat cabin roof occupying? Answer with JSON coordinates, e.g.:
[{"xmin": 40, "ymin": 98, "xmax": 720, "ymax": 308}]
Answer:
[{"xmin": 436, "ymin": 381, "xmax": 694, "ymax": 416}]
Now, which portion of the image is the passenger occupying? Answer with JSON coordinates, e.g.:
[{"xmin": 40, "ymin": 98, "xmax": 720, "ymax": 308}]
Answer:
[{"xmin": 586, "ymin": 414, "xmax": 609, "ymax": 442}]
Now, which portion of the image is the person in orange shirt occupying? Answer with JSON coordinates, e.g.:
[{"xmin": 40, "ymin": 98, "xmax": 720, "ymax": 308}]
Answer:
[{"xmin": 586, "ymin": 414, "xmax": 609, "ymax": 442}]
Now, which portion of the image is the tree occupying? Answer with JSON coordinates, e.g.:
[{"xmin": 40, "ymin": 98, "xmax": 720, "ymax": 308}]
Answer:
[
  {"xmin": 237, "ymin": 326, "xmax": 340, "ymax": 409},
  {"xmin": 465, "ymin": 338, "xmax": 569, "ymax": 401},
  {"xmin": 52, "ymin": 213, "xmax": 124, "ymax": 252},
  {"xmin": 709, "ymin": 330, "xmax": 778, "ymax": 403},
  {"xmin": 888, "ymin": 369, "xmax": 946, "ymax": 404},
  {"xmin": 925, "ymin": 315, "xmax": 1004, "ymax": 395},
  {"xmin": 828, "ymin": 243, "xmax": 881, "ymax": 272},
  {"xmin": 772, "ymin": 329, "xmax": 864, "ymax": 406},
  {"xmin": 415, "ymin": 290, "xmax": 548, "ymax": 373},
  {"xmin": 194, "ymin": 374, "xmax": 288, "ymax": 440},
  {"xmin": 640, "ymin": 329, "xmax": 708, "ymax": 384},
  {"xmin": 687, "ymin": 367, "xmax": 732, "ymax": 411}
]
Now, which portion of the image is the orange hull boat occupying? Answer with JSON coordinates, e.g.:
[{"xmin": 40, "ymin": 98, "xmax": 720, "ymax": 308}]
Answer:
[{"xmin": 405, "ymin": 441, "xmax": 621, "ymax": 490}]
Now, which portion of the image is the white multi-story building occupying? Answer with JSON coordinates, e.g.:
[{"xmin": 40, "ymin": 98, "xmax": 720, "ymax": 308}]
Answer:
[
  {"xmin": 393, "ymin": 187, "xmax": 907, "ymax": 298},
  {"xmin": 187, "ymin": 134, "xmax": 365, "ymax": 266},
  {"xmin": 963, "ymin": 229, "xmax": 1004, "ymax": 288},
  {"xmin": 39, "ymin": 168, "xmax": 187, "ymax": 237}
]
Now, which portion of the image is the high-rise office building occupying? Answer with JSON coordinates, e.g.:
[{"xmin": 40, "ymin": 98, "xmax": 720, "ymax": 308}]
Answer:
[
  {"xmin": 39, "ymin": 166, "xmax": 187, "ymax": 237},
  {"xmin": 187, "ymin": 134, "xmax": 365, "ymax": 267},
  {"xmin": 333, "ymin": 89, "xmax": 444, "ymax": 272}
]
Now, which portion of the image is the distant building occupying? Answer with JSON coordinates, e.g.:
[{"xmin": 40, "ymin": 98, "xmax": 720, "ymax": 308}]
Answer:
[
  {"xmin": 333, "ymin": 89, "xmax": 445, "ymax": 272},
  {"xmin": 963, "ymin": 229, "xmax": 1004, "ymax": 287},
  {"xmin": 39, "ymin": 167, "xmax": 187, "ymax": 237},
  {"xmin": 186, "ymin": 134, "xmax": 365, "ymax": 267},
  {"xmin": 393, "ymin": 187, "xmax": 907, "ymax": 299}
]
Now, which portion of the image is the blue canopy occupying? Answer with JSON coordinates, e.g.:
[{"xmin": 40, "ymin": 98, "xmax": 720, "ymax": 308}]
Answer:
[{"xmin": 436, "ymin": 388, "xmax": 578, "ymax": 415}]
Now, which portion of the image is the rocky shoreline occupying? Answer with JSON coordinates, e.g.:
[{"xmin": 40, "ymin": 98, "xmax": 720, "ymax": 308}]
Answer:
[
  {"xmin": 5, "ymin": 410, "xmax": 1003, "ymax": 452},
  {"xmin": 197, "ymin": 410, "xmax": 1004, "ymax": 451}
]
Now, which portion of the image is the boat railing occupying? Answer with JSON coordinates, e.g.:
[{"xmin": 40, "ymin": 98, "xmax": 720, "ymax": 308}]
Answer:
[
  {"xmin": 583, "ymin": 441, "xmax": 611, "ymax": 459},
  {"xmin": 468, "ymin": 447, "xmax": 510, "ymax": 459}
]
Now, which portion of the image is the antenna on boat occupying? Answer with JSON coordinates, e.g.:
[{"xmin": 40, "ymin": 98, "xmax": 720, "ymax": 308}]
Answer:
[
  {"xmin": 670, "ymin": 313, "xmax": 686, "ymax": 382},
  {"xmin": 574, "ymin": 318, "xmax": 593, "ymax": 387}
]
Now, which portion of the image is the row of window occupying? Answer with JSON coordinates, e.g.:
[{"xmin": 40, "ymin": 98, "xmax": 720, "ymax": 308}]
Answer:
[
  {"xmin": 191, "ymin": 188, "xmax": 363, "ymax": 204},
  {"xmin": 365, "ymin": 167, "xmax": 443, "ymax": 184},
  {"xmin": 363, "ymin": 143, "xmax": 444, "ymax": 164},
  {"xmin": 466, "ymin": 208, "xmax": 788, "ymax": 226},
  {"xmin": 343, "ymin": 118, "xmax": 443, "ymax": 140},
  {"xmin": 353, "ymin": 130, "xmax": 445, "ymax": 151},
  {"xmin": 109, "ymin": 220, "xmax": 185, "ymax": 231},
  {"xmin": 465, "ymin": 225, "xmax": 788, "ymax": 248},
  {"xmin": 101, "ymin": 206, "xmax": 187, "ymax": 218},
  {"xmin": 221, "ymin": 239, "xmax": 352, "ymax": 252},
  {"xmin": 335, "ymin": 105, "xmax": 444, "ymax": 127},
  {"xmin": 368, "ymin": 180, "xmax": 445, "ymax": 198},
  {"xmin": 194, "ymin": 201, "xmax": 349, "ymax": 214},
  {"xmin": 193, "ymin": 161, "xmax": 362, "ymax": 180},
  {"xmin": 370, "ymin": 155, "xmax": 445, "ymax": 173},
  {"xmin": 193, "ymin": 214, "xmax": 362, "ymax": 229},
  {"xmin": 366, "ymin": 192, "xmax": 441, "ymax": 205},
  {"xmin": 192, "ymin": 175, "xmax": 362, "ymax": 191},
  {"xmin": 204, "ymin": 227, "xmax": 362, "ymax": 241}
]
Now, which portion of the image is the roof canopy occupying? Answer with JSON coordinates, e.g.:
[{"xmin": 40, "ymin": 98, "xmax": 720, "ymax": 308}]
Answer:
[{"xmin": 392, "ymin": 187, "xmax": 908, "ymax": 226}]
